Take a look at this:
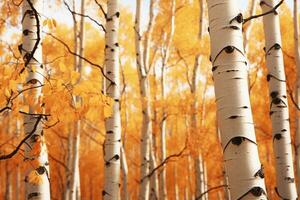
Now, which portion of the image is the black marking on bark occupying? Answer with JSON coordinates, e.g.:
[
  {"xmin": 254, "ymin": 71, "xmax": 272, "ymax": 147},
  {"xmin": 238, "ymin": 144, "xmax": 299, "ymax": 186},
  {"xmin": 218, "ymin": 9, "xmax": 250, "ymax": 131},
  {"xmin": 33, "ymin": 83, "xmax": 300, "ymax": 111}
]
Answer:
[
  {"xmin": 36, "ymin": 166, "xmax": 46, "ymax": 175},
  {"xmin": 231, "ymin": 137, "xmax": 244, "ymax": 145},
  {"xmin": 228, "ymin": 25, "xmax": 240, "ymax": 30},
  {"xmin": 242, "ymin": 106, "xmax": 248, "ymax": 109},
  {"xmin": 230, "ymin": 13, "xmax": 243, "ymax": 24},
  {"xmin": 114, "ymin": 42, "xmax": 119, "ymax": 47},
  {"xmin": 207, "ymin": 27, "xmax": 210, "ymax": 33},
  {"xmin": 266, "ymin": 43, "xmax": 281, "ymax": 54},
  {"xmin": 23, "ymin": 29, "xmax": 33, "ymax": 36},
  {"xmin": 254, "ymin": 165, "xmax": 264, "ymax": 178},
  {"xmin": 266, "ymin": 74, "xmax": 285, "ymax": 82},
  {"xmin": 237, "ymin": 187, "xmax": 265, "ymax": 200},
  {"xmin": 106, "ymin": 130, "xmax": 114, "ymax": 134},
  {"xmin": 285, "ymin": 177, "xmax": 295, "ymax": 183},
  {"xmin": 212, "ymin": 66, "xmax": 217, "ymax": 72},
  {"xmin": 224, "ymin": 46, "xmax": 235, "ymax": 54},
  {"xmin": 28, "ymin": 192, "xmax": 41, "ymax": 199},
  {"xmin": 209, "ymin": 56, "xmax": 212, "ymax": 62},
  {"xmin": 281, "ymin": 129, "xmax": 287, "ymax": 132},
  {"xmin": 102, "ymin": 190, "xmax": 110, "ymax": 196},
  {"xmin": 270, "ymin": 91, "xmax": 278, "ymax": 98},
  {"xmin": 263, "ymin": 47, "xmax": 266, "ymax": 52},
  {"xmin": 228, "ymin": 115, "xmax": 239, "ymax": 119},
  {"xmin": 273, "ymin": 133, "xmax": 282, "ymax": 141}
]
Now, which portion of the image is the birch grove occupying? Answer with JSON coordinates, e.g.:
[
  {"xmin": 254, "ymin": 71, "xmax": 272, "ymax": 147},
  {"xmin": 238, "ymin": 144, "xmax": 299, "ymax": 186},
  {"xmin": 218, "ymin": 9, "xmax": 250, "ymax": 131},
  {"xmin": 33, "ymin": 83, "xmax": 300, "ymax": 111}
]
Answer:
[{"xmin": 1, "ymin": 0, "xmax": 300, "ymax": 199}]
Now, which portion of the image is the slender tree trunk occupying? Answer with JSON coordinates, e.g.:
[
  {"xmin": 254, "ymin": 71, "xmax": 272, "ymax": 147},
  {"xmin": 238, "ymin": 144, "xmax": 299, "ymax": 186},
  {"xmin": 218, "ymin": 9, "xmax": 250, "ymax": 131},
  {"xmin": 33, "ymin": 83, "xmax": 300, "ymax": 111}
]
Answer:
[
  {"xmin": 159, "ymin": 2, "xmax": 175, "ymax": 199},
  {"xmin": 121, "ymin": 146, "xmax": 129, "ymax": 200},
  {"xmin": 69, "ymin": 0, "xmax": 85, "ymax": 198},
  {"xmin": 195, "ymin": 154, "xmax": 205, "ymax": 199},
  {"xmin": 5, "ymin": 162, "xmax": 12, "ymax": 200},
  {"xmin": 207, "ymin": 0, "xmax": 267, "ymax": 199},
  {"xmin": 294, "ymin": 0, "xmax": 300, "ymax": 196},
  {"xmin": 149, "ymin": 138, "xmax": 159, "ymax": 200},
  {"xmin": 21, "ymin": 0, "xmax": 51, "ymax": 199},
  {"xmin": 103, "ymin": 0, "xmax": 121, "ymax": 199},
  {"xmin": 260, "ymin": 0, "xmax": 297, "ymax": 198},
  {"xmin": 244, "ymin": 0, "xmax": 257, "ymax": 52},
  {"xmin": 135, "ymin": 0, "xmax": 156, "ymax": 199}
]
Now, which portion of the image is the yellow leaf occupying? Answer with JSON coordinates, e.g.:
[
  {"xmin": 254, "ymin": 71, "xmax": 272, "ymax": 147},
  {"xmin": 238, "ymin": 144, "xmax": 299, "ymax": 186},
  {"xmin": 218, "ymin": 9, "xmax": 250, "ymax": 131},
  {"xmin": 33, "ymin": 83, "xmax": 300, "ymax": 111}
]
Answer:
[{"xmin": 4, "ymin": 88, "xmax": 10, "ymax": 97}]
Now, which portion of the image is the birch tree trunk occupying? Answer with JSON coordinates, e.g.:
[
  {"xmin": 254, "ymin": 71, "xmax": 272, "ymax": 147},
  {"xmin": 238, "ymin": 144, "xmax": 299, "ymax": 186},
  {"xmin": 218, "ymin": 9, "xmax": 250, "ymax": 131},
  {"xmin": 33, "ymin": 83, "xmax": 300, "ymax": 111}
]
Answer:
[
  {"xmin": 21, "ymin": 0, "xmax": 50, "ymax": 199},
  {"xmin": 135, "ymin": 0, "xmax": 156, "ymax": 199},
  {"xmin": 294, "ymin": 0, "xmax": 300, "ymax": 196},
  {"xmin": 103, "ymin": 0, "xmax": 121, "ymax": 199},
  {"xmin": 159, "ymin": 2, "xmax": 175, "ymax": 199},
  {"xmin": 207, "ymin": 0, "xmax": 267, "ymax": 199},
  {"xmin": 195, "ymin": 154, "xmax": 205, "ymax": 199},
  {"xmin": 244, "ymin": 0, "xmax": 257, "ymax": 52},
  {"xmin": 261, "ymin": 0, "xmax": 297, "ymax": 198},
  {"xmin": 121, "ymin": 146, "xmax": 129, "ymax": 200},
  {"xmin": 69, "ymin": 1, "xmax": 85, "ymax": 198},
  {"xmin": 174, "ymin": 164, "xmax": 179, "ymax": 200}
]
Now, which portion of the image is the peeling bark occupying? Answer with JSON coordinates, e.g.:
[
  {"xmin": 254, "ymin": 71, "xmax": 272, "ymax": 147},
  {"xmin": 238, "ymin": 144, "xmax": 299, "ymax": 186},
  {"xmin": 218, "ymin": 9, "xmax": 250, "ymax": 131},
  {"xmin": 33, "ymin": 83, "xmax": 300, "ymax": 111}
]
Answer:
[
  {"xmin": 261, "ymin": 0, "xmax": 297, "ymax": 199},
  {"xmin": 207, "ymin": 0, "xmax": 267, "ymax": 199}
]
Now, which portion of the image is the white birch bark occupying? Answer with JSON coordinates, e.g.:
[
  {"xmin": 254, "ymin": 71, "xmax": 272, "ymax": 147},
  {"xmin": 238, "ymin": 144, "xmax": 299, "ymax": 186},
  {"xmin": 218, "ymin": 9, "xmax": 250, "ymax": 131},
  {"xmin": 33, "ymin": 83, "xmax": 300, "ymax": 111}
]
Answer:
[
  {"xmin": 22, "ymin": 0, "xmax": 50, "ymax": 199},
  {"xmin": 294, "ymin": 0, "xmax": 300, "ymax": 196},
  {"xmin": 159, "ymin": 2, "xmax": 175, "ymax": 199},
  {"xmin": 243, "ymin": 0, "xmax": 257, "ymax": 52},
  {"xmin": 261, "ymin": 0, "xmax": 297, "ymax": 198},
  {"xmin": 207, "ymin": 0, "xmax": 267, "ymax": 199},
  {"xmin": 135, "ymin": 0, "xmax": 156, "ymax": 199},
  {"xmin": 69, "ymin": 1, "xmax": 85, "ymax": 198},
  {"xmin": 195, "ymin": 154, "xmax": 205, "ymax": 200},
  {"xmin": 103, "ymin": 0, "xmax": 121, "ymax": 199},
  {"xmin": 149, "ymin": 139, "xmax": 159, "ymax": 200},
  {"xmin": 121, "ymin": 146, "xmax": 129, "ymax": 200}
]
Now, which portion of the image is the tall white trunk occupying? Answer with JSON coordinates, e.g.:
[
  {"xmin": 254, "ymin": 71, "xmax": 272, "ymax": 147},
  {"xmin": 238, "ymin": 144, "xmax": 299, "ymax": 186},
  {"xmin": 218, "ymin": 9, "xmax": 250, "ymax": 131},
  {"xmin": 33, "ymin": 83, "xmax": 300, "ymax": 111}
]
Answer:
[
  {"xmin": 207, "ymin": 0, "xmax": 267, "ymax": 199},
  {"xmin": 69, "ymin": 0, "xmax": 85, "ymax": 198},
  {"xmin": 103, "ymin": 0, "xmax": 121, "ymax": 199},
  {"xmin": 159, "ymin": 1, "xmax": 175, "ymax": 199},
  {"xmin": 149, "ymin": 138, "xmax": 159, "ymax": 200},
  {"xmin": 21, "ymin": 0, "xmax": 50, "ymax": 199},
  {"xmin": 135, "ymin": 0, "xmax": 156, "ymax": 199},
  {"xmin": 261, "ymin": 0, "xmax": 297, "ymax": 198},
  {"xmin": 121, "ymin": 146, "xmax": 129, "ymax": 200},
  {"xmin": 195, "ymin": 154, "xmax": 205, "ymax": 199},
  {"xmin": 294, "ymin": 0, "xmax": 300, "ymax": 196},
  {"xmin": 244, "ymin": 0, "xmax": 257, "ymax": 52}
]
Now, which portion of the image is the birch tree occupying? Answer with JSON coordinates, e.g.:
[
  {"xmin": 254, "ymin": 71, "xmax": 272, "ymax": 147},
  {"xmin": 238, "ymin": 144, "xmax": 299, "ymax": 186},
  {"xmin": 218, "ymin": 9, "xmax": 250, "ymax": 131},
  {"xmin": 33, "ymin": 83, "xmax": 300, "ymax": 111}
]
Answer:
[
  {"xmin": 261, "ymin": 0, "xmax": 297, "ymax": 198},
  {"xmin": 207, "ymin": 0, "xmax": 267, "ymax": 199},
  {"xmin": 135, "ymin": 0, "xmax": 156, "ymax": 199},
  {"xmin": 103, "ymin": 0, "xmax": 121, "ymax": 199},
  {"xmin": 294, "ymin": 0, "xmax": 300, "ymax": 196},
  {"xmin": 21, "ymin": 0, "xmax": 50, "ymax": 199},
  {"xmin": 159, "ymin": 1, "xmax": 176, "ymax": 199}
]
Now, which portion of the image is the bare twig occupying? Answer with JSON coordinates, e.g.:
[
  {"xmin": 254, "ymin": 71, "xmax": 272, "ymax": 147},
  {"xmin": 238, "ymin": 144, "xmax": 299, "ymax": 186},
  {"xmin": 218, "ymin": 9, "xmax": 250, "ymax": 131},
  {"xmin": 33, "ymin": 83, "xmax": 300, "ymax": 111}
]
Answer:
[
  {"xmin": 195, "ymin": 185, "xmax": 227, "ymax": 200},
  {"xmin": 63, "ymin": 1, "xmax": 106, "ymax": 32},
  {"xmin": 0, "ymin": 115, "xmax": 43, "ymax": 160},
  {"xmin": 243, "ymin": 0, "xmax": 284, "ymax": 24}
]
